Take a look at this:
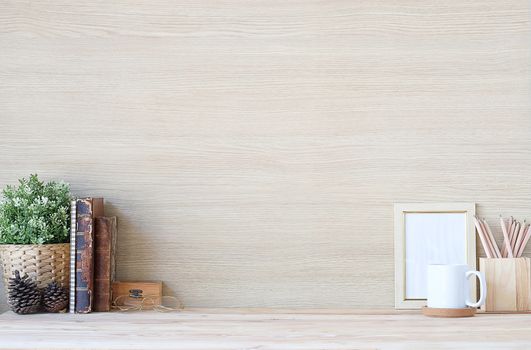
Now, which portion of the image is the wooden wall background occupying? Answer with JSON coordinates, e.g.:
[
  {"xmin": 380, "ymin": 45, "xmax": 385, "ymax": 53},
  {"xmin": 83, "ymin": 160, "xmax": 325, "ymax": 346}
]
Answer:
[{"xmin": 0, "ymin": 0, "xmax": 529, "ymax": 311}]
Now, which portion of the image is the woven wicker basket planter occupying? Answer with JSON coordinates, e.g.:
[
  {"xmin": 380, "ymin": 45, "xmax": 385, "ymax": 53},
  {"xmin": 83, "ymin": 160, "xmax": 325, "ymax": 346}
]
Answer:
[{"xmin": 0, "ymin": 243, "xmax": 69, "ymax": 294}]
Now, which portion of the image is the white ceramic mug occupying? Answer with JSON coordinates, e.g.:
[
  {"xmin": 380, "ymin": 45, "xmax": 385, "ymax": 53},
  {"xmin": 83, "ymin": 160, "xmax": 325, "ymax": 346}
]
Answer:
[{"xmin": 427, "ymin": 264, "xmax": 487, "ymax": 309}]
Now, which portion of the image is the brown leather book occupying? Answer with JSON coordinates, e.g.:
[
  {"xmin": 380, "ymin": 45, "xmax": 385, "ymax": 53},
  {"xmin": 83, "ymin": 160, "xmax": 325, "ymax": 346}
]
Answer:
[
  {"xmin": 93, "ymin": 216, "xmax": 117, "ymax": 312},
  {"xmin": 75, "ymin": 198, "xmax": 104, "ymax": 313}
]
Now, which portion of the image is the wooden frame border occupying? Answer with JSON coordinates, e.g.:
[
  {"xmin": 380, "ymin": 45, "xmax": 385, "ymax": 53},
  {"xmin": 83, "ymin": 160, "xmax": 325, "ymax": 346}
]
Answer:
[{"xmin": 394, "ymin": 203, "xmax": 476, "ymax": 309}]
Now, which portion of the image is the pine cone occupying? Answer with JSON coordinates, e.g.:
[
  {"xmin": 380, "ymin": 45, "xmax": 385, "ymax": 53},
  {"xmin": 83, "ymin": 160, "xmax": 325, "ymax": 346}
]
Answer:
[
  {"xmin": 8, "ymin": 270, "xmax": 42, "ymax": 314},
  {"xmin": 42, "ymin": 281, "xmax": 68, "ymax": 313}
]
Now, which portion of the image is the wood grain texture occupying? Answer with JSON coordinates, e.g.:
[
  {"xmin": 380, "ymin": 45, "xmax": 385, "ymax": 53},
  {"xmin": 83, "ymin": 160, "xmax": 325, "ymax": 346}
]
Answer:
[
  {"xmin": 480, "ymin": 257, "xmax": 531, "ymax": 312},
  {"xmin": 2, "ymin": 309, "xmax": 531, "ymax": 349},
  {"xmin": 0, "ymin": 0, "xmax": 529, "ymax": 311}
]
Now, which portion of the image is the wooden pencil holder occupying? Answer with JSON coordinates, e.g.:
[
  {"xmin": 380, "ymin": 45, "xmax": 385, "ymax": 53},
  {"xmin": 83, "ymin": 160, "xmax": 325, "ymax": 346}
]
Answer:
[{"xmin": 479, "ymin": 258, "xmax": 531, "ymax": 313}]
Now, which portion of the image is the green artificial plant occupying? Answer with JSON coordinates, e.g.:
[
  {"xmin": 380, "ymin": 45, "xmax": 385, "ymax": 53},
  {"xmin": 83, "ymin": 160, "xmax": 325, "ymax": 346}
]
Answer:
[{"xmin": 0, "ymin": 174, "xmax": 71, "ymax": 245}]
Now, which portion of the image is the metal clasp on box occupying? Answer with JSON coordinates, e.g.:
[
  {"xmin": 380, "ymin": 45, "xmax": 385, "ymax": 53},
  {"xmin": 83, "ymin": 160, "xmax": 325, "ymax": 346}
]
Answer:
[{"xmin": 129, "ymin": 289, "xmax": 144, "ymax": 298}]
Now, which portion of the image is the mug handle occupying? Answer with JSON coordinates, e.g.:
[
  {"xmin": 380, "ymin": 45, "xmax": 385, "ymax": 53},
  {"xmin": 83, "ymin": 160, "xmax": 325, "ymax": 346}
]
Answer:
[{"xmin": 465, "ymin": 270, "xmax": 487, "ymax": 308}]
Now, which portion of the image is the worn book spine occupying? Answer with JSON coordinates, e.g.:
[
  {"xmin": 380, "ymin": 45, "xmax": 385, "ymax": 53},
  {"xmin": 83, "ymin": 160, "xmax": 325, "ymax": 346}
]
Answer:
[
  {"xmin": 110, "ymin": 216, "xmax": 117, "ymax": 283},
  {"xmin": 93, "ymin": 217, "xmax": 117, "ymax": 312},
  {"xmin": 69, "ymin": 199, "xmax": 77, "ymax": 314},
  {"xmin": 75, "ymin": 198, "xmax": 104, "ymax": 313}
]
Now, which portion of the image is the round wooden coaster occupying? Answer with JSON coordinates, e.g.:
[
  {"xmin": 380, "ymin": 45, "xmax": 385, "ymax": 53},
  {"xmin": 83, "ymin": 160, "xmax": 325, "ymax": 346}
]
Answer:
[{"xmin": 422, "ymin": 306, "xmax": 476, "ymax": 318}]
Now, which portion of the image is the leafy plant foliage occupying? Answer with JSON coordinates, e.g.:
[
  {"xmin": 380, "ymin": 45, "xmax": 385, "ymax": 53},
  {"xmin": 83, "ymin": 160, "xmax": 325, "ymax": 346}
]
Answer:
[{"xmin": 0, "ymin": 174, "xmax": 71, "ymax": 244}]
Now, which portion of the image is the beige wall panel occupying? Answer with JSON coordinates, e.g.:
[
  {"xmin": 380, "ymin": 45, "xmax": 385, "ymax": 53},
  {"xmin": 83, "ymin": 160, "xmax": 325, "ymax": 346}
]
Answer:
[{"xmin": 0, "ymin": 0, "xmax": 529, "ymax": 310}]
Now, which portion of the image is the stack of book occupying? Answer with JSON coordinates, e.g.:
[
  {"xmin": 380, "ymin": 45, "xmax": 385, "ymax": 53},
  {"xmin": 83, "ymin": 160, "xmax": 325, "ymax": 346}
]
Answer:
[{"xmin": 70, "ymin": 197, "xmax": 117, "ymax": 313}]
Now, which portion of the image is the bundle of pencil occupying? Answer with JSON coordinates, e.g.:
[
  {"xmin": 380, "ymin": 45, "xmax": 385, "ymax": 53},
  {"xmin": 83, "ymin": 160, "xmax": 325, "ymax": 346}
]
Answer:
[{"xmin": 474, "ymin": 215, "xmax": 530, "ymax": 258}]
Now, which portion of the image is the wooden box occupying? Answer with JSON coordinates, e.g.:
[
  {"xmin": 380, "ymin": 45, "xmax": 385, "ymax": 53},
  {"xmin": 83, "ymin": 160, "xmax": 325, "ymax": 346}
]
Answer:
[
  {"xmin": 480, "ymin": 258, "xmax": 531, "ymax": 312},
  {"xmin": 112, "ymin": 281, "xmax": 162, "ymax": 310}
]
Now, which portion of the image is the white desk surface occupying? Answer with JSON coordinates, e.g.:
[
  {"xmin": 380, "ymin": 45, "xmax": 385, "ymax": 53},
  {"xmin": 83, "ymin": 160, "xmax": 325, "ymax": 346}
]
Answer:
[{"xmin": 0, "ymin": 308, "xmax": 530, "ymax": 349}]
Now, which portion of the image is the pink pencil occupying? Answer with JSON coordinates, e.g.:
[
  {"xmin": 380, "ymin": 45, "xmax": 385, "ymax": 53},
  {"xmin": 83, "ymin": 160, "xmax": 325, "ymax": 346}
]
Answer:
[
  {"xmin": 500, "ymin": 216, "xmax": 514, "ymax": 258},
  {"xmin": 481, "ymin": 218, "xmax": 501, "ymax": 258},
  {"xmin": 502, "ymin": 217, "xmax": 514, "ymax": 257},
  {"xmin": 514, "ymin": 220, "xmax": 527, "ymax": 257},
  {"xmin": 474, "ymin": 216, "xmax": 493, "ymax": 258},
  {"xmin": 501, "ymin": 217, "xmax": 510, "ymax": 257},
  {"xmin": 509, "ymin": 219, "xmax": 518, "ymax": 252},
  {"xmin": 482, "ymin": 218, "xmax": 501, "ymax": 258},
  {"xmin": 516, "ymin": 224, "xmax": 531, "ymax": 257},
  {"xmin": 511, "ymin": 222, "xmax": 521, "ymax": 253},
  {"xmin": 505, "ymin": 219, "xmax": 515, "ymax": 257}
]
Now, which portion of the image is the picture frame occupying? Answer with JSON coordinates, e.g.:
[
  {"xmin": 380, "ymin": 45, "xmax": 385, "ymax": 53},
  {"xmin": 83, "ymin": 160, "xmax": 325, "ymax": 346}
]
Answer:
[{"xmin": 394, "ymin": 203, "xmax": 476, "ymax": 309}]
